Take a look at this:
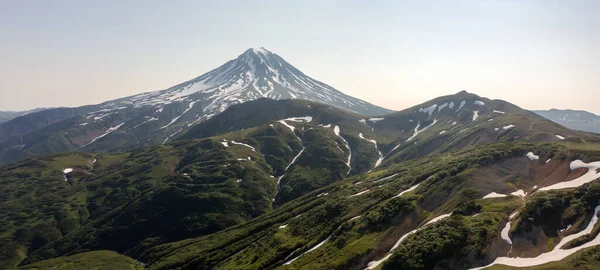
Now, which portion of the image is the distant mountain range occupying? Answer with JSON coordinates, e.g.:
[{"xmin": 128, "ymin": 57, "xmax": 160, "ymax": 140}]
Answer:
[
  {"xmin": 0, "ymin": 48, "xmax": 391, "ymax": 165},
  {"xmin": 534, "ymin": 109, "xmax": 600, "ymax": 134}
]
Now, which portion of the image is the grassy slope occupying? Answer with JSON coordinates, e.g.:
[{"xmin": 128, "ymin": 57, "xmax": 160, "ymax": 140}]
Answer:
[
  {"xmin": 135, "ymin": 140, "xmax": 593, "ymax": 269},
  {"xmin": 17, "ymin": 250, "xmax": 143, "ymax": 270}
]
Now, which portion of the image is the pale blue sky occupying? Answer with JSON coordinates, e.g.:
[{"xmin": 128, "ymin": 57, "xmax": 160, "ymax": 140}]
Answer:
[{"xmin": 1, "ymin": 0, "xmax": 599, "ymax": 113}]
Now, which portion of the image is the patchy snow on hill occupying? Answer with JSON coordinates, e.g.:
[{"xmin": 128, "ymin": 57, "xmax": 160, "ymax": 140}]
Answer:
[
  {"xmin": 394, "ymin": 183, "xmax": 420, "ymax": 198},
  {"xmin": 348, "ymin": 189, "xmax": 371, "ymax": 197},
  {"xmin": 470, "ymin": 205, "xmax": 600, "ymax": 269},
  {"xmin": 526, "ymin": 152, "xmax": 539, "ymax": 161},
  {"xmin": 500, "ymin": 222, "xmax": 513, "ymax": 245},
  {"xmin": 419, "ymin": 104, "xmax": 438, "ymax": 117},
  {"xmin": 556, "ymin": 135, "xmax": 565, "ymax": 140},
  {"xmin": 458, "ymin": 100, "xmax": 467, "ymax": 110},
  {"xmin": 368, "ymin": 117, "xmax": 385, "ymax": 122},
  {"xmin": 503, "ymin": 124, "xmax": 515, "ymax": 130},
  {"xmin": 482, "ymin": 192, "xmax": 507, "ymax": 199},
  {"xmin": 539, "ymin": 160, "xmax": 600, "ymax": 191},
  {"xmin": 475, "ymin": 100, "xmax": 485, "ymax": 106},
  {"xmin": 366, "ymin": 213, "xmax": 450, "ymax": 269},
  {"xmin": 407, "ymin": 119, "xmax": 438, "ymax": 142},
  {"xmin": 511, "ymin": 190, "xmax": 526, "ymax": 197},
  {"xmin": 82, "ymin": 122, "xmax": 126, "ymax": 148},
  {"xmin": 230, "ymin": 141, "xmax": 256, "ymax": 152},
  {"xmin": 493, "ymin": 110, "xmax": 506, "ymax": 114},
  {"xmin": 334, "ymin": 126, "xmax": 352, "ymax": 174},
  {"xmin": 473, "ymin": 110, "xmax": 479, "ymax": 121}
]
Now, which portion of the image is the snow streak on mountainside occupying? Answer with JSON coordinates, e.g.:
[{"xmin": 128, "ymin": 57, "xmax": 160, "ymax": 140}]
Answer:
[{"xmin": 105, "ymin": 47, "xmax": 391, "ymax": 121}]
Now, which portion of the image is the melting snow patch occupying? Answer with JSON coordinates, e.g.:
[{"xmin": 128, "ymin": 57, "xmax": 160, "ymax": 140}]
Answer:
[
  {"xmin": 230, "ymin": 141, "xmax": 256, "ymax": 152},
  {"xmin": 503, "ymin": 124, "xmax": 515, "ymax": 130},
  {"xmin": 236, "ymin": 179, "xmax": 242, "ymax": 183},
  {"xmin": 546, "ymin": 159, "xmax": 551, "ymax": 164},
  {"xmin": 349, "ymin": 189, "xmax": 370, "ymax": 197},
  {"xmin": 482, "ymin": 192, "xmax": 507, "ymax": 199},
  {"xmin": 475, "ymin": 100, "xmax": 485, "ymax": 106},
  {"xmin": 493, "ymin": 110, "xmax": 506, "ymax": 114},
  {"xmin": 316, "ymin": 192, "xmax": 329, "ymax": 197},
  {"xmin": 279, "ymin": 224, "xmax": 288, "ymax": 229},
  {"xmin": 470, "ymin": 205, "xmax": 600, "ymax": 269},
  {"xmin": 438, "ymin": 102, "xmax": 448, "ymax": 112},
  {"xmin": 419, "ymin": 104, "xmax": 438, "ymax": 117},
  {"xmin": 334, "ymin": 126, "xmax": 352, "ymax": 174},
  {"xmin": 511, "ymin": 190, "xmax": 526, "ymax": 197},
  {"xmin": 406, "ymin": 119, "xmax": 438, "ymax": 142},
  {"xmin": 495, "ymin": 128, "xmax": 499, "ymax": 131},
  {"xmin": 63, "ymin": 168, "xmax": 74, "ymax": 174},
  {"xmin": 359, "ymin": 119, "xmax": 367, "ymax": 125},
  {"xmin": 81, "ymin": 122, "xmax": 126, "ymax": 148},
  {"xmin": 556, "ymin": 135, "xmax": 565, "ymax": 140},
  {"xmin": 526, "ymin": 152, "xmax": 540, "ymax": 161},
  {"xmin": 501, "ymin": 221, "xmax": 513, "ymax": 245},
  {"xmin": 394, "ymin": 183, "xmax": 420, "ymax": 198},
  {"xmin": 221, "ymin": 141, "xmax": 229, "ymax": 147},
  {"xmin": 458, "ymin": 100, "xmax": 467, "ymax": 110},
  {"xmin": 509, "ymin": 212, "xmax": 519, "ymax": 219},
  {"xmin": 368, "ymin": 117, "xmax": 385, "ymax": 122},
  {"xmin": 439, "ymin": 130, "xmax": 447, "ymax": 135},
  {"xmin": 373, "ymin": 173, "xmax": 399, "ymax": 184},
  {"xmin": 472, "ymin": 110, "xmax": 479, "ymax": 121},
  {"xmin": 366, "ymin": 213, "xmax": 450, "ymax": 269},
  {"xmin": 538, "ymin": 160, "xmax": 600, "ymax": 191}
]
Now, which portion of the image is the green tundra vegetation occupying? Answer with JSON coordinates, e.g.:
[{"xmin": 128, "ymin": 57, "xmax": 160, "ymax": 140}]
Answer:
[
  {"xmin": 3, "ymin": 96, "xmax": 600, "ymax": 270},
  {"xmin": 17, "ymin": 250, "xmax": 143, "ymax": 270}
]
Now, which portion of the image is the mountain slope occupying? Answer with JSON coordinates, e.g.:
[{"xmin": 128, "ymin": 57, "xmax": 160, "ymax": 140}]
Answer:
[
  {"xmin": 5, "ymin": 93, "xmax": 600, "ymax": 269},
  {"xmin": 0, "ymin": 108, "xmax": 50, "ymax": 124},
  {"xmin": 534, "ymin": 109, "xmax": 600, "ymax": 134},
  {"xmin": 0, "ymin": 48, "xmax": 391, "ymax": 165}
]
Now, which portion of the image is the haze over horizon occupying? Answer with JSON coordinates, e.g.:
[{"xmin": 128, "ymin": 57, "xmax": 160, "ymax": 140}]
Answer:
[{"xmin": 1, "ymin": 0, "xmax": 599, "ymax": 114}]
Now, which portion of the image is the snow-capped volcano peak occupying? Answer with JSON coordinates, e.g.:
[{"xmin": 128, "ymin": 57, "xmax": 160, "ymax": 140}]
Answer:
[
  {"xmin": 78, "ymin": 47, "xmax": 391, "ymax": 147},
  {"xmin": 122, "ymin": 47, "xmax": 390, "ymax": 119}
]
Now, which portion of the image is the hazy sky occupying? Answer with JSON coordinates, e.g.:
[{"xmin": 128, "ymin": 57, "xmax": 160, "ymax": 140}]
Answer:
[{"xmin": 1, "ymin": 0, "xmax": 599, "ymax": 113}]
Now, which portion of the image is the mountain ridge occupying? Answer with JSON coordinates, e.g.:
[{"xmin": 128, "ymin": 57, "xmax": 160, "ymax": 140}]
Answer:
[{"xmin": 0, "ymin": 48, "xmax": 391, "ymax": 165}]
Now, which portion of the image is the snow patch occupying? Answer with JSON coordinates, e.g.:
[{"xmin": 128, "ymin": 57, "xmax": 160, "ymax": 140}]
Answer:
[
  {"xmin": 500, "ymin": 221, "xmax": 513, "ymax": 245},
  {"xmin": 406, "ymin": 119, "xmax": 438, "ymax": 142},
  {"xmin": 230, "ymin": 141, "xmax": 256, "ymax": 152},
  {"xmin": 349, "ymin": 189, "xmax": 370, "ymax": 197},
  {"xmin": 538, "ymin": 160, "xmax": 600, "ymax": 191},
  {"xmin": 470, "ymin": 205, "xmax": 600, "ymax": 269},
  {"xmin": 334, "ymin": 126, "xmax": 352, "ymax": 174},
  {"xmin": 511, "ymin": 190, "xmax": 526, "ymax": 197},
  {"xmin": 556, "ymin": 135, "xmax": 565, "ymax": 140},
  {"xmin": 419, "ymin": 104, "xmax": 437, "ymax": 117},
  {"xmin": 368, "ymin": 117, "xmax": 385, "ymax": 122},
  {"xmin": 526, "ymin": 152, "xmax": 539, "ymax": 161},
  {"xmin": 493, "ymin": 110, "xmax": 506, "ymax": 114},
  {"xmin": 482, "ymin": 192, "xmax": 507, "ymax": 199},
  {"xmin": 472, "ymin": 110, "xmax": 479, "ymax": 121},
  {"xmin": 475, "ymin": 100, "xmax": 485, "ymax": 106},
  {"xmin": 394, "ymin": 183, "xmax": 420, "ymax": 198},
  {"xmin": 503, "ymin": 124, "xmax": 515, "ymax": 130},
  {"xmin": 81, "ymin": 122, "xmax": 126, "ymax": 148}
]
